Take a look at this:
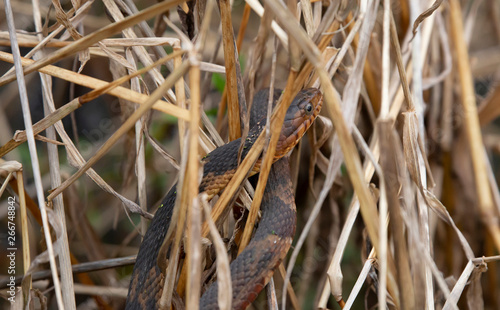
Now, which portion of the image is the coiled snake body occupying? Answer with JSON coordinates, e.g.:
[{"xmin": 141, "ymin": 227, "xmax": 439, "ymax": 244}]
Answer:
[{"xmin": 126, "ymin": 88, "xmax": 323, "ymax": 309}]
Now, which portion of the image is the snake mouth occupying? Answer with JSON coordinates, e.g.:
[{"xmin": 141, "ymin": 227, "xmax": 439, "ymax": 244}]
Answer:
[{"xmin": 275, "ymin": 88, "xmax": 323, "ymax": 157}]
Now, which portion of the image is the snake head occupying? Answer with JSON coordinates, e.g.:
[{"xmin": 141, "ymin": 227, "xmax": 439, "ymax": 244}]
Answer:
[{"xmin": 276, "ymin": 88, "xmax": 323, "ymax": 157}]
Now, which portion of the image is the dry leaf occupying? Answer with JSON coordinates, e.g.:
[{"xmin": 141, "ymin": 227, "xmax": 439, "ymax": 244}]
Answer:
[{"xmin": 402, "ymin": 110, "xmax": 422, "ymax": 187}]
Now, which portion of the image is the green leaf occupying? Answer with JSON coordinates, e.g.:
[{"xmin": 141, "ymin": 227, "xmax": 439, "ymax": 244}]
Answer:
[{"xmin": 212, "ymin": 73, "xmax": 226, "ymax": 93}]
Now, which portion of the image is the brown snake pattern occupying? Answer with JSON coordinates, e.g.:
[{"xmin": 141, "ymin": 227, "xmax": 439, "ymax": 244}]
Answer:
[{"xmin": 126, "ymin": 88, "xmax": 323, "ymax": 309}]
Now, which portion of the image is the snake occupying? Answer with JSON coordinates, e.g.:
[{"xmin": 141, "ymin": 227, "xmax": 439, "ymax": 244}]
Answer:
[{"xmin": 125, "ymin": 88, "xmax": 323, "ymax": 309}]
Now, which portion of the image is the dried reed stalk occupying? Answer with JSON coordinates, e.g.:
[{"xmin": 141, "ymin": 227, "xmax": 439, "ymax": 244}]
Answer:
[{"xmin": 2, "ymin": 1, "xmax": 500, "ymax": 309}]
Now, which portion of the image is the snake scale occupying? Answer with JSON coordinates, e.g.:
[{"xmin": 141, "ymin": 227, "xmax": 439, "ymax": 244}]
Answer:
[{"xmin": 126, "ymin": 88, "xmax": 323, "ymax": 309}]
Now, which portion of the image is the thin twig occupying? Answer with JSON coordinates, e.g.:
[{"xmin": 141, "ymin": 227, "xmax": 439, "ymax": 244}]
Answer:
[
  {"xmin": 47, "ymin": 61, "xmax": 190, "ymax": 202},
  {"xmin": 3, "ymin": 0, "xmax": 64, "ymax": 307},
  {"xmin": 449, "ymin": 0, "xmax": 500, "ymax": 251}
]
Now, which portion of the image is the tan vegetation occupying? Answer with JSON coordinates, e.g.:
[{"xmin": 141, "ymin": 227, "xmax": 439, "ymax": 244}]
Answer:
[{"xmin": 1, "ymin": 0, "xmax": 500, "ymax": 309}]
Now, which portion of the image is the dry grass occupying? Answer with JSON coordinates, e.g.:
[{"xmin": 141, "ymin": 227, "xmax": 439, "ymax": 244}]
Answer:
[{"xmin": 1, "ymin": 0, "xmax": 500, "ymax": 309}]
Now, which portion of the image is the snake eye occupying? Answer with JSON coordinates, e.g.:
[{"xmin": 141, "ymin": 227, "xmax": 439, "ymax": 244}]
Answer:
[{"xmin": 305, "ymin": 103, "xmax": 314, "ymax": 115}]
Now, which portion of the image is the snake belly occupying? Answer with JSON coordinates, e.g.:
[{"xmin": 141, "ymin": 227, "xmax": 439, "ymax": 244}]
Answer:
[{"xmin": 126, "ymin": 88, "xmax": 322, "ymax": 309}]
